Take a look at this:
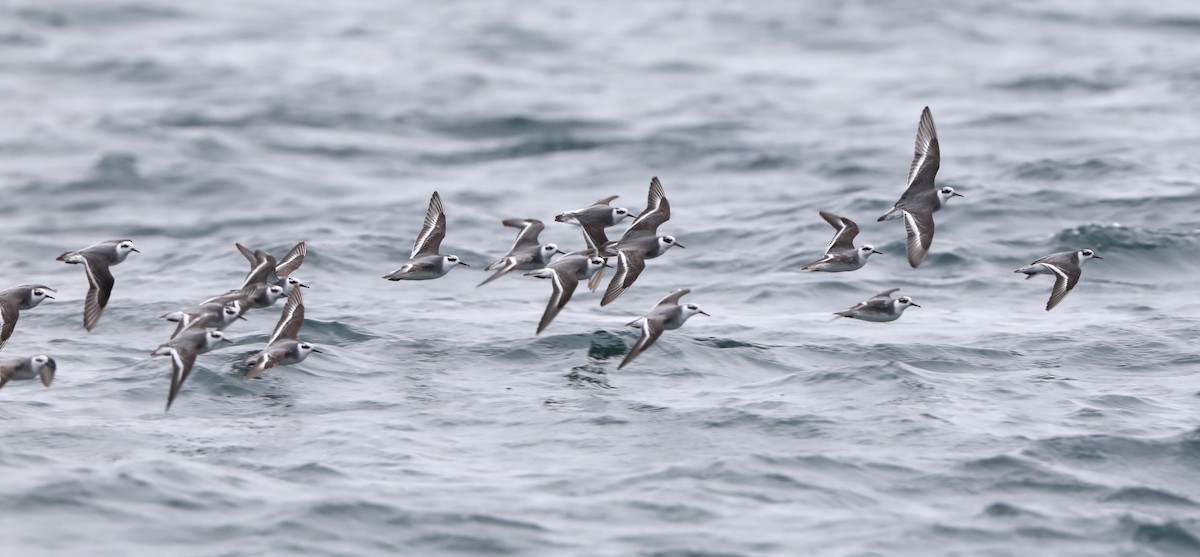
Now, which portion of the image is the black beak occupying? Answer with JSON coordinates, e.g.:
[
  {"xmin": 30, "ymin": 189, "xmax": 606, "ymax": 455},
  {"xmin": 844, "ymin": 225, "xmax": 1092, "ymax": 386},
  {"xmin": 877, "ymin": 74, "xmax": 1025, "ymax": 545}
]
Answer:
[
  {"xmin": 604, "ymin": 262, "xmax": 614, "ymax": 268},
  {"xmin": 1093, "ymin": 255, "xmax": 1104, "ymax": 260},
  {"xmin": 872, "ymin": 249, "xmax": 883, "ymax": 255},
  {"xmin": 312, "ymin": 348, "xmax": 324, "ymax": 354},
  {"xmin": 674, "ymin": 243, "xmax": 686, "ymax": 249},
  {"xmin": 44, "ymin": 294, "xmax": 55, "ymax": 300},
  {"xmin": 555, "ymin": 249, "xmax": 567, "ymax": 255},
  {"xmin": 131, "ymin": 247, "xmax": 142, "ymax": 253},
  {"xmin": 699, "ymin": 310, "xmax": 711, "ymax": 317},
  {"xmin": 237, "ymin": 315, "xmax": 248, "ymax": 321},
  {"xmin": 458, "ymin": 261, "xmax": 470, "ymax": 267},
  {"xmin": 951, "ymin": 192, "xmax": 964, "ymax": 198},
  {"xmin": 222, "ymin": 337, "xmax": 234, "ymax": 343},
  {"xmin": 909, "ymin": 303, "xmax": 922, "ymax": 308}
]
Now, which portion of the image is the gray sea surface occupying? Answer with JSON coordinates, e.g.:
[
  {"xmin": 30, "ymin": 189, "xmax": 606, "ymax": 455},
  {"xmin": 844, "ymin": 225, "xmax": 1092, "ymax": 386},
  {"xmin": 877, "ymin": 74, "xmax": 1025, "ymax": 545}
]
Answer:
[{"xmin": 2, "ymin": 1, "xmax": 1200, "ymax": 555}]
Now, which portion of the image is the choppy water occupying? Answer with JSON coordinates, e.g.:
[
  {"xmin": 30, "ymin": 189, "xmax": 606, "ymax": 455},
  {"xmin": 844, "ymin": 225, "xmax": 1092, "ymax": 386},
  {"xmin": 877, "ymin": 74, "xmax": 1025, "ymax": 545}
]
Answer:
[{"xmin": 2, "ymin": 1, "xmax": 1200, "ymax": 555}]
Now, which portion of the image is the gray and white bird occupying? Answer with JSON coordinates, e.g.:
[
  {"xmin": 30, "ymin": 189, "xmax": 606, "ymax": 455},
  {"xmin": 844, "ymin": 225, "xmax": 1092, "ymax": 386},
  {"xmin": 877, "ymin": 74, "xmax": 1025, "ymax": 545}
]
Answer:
[
  {"xmin": 153, "ymin": 328, "xmax": 232, "ymax": 411},
  {"xmin": 478, "ymin": 219, "xmax": 564, "ymax": 287},
  {"xmin": 236, "ymin": 241, "xmax": 308, "ymax": 293},
  {"xmin": 243, "ymin": 287, "xmax": 321, "ymax": 379},
  {"xmin": 203, "ymin": 282, "xmax": 285, "ymax": 311},
  {"xmin": 834, "ymin": 288, "xmax": 919, "ymax": 322},
  {"xmin": 600, "ymin": 177, "xmax": 684, "ymax": 306},
  {"xmin": 0, "ymin": 284, "xmax": 55, "ymax": 351},
  {"xmin": 800, "ymin": 211, "xmax": 881, "ymax": 272},
  {"xmin": 56, "ymin": 239, "xmax": 139, "ymax": 331},
  {"xmin": 161, "ymin": 300, "xmax": 248, "ymax": 338},
  {"xmin": 383, "ymin": 191, "xmax": 469, "ymax": 281},
  {"xmin": 619, "ymin": 288, "xmax": 708, "ymax": 369},
  {"xmin": 1014, "ymin": 249, "xmax": 1102, "ymax": 311},
  {"xmin": 524, "ymin": 254, "xmax": 610, "ymax": 334},
  {"xmin": 0, "ymin": 355, "xmax": 56, "ymax": 390},
  {"xmin": 877, "ymin": 107, "xmax": 963, "ymax": 268},
  {"xmin": 555, "ymin": 195, "xmax": 631, "ymax": 252}
]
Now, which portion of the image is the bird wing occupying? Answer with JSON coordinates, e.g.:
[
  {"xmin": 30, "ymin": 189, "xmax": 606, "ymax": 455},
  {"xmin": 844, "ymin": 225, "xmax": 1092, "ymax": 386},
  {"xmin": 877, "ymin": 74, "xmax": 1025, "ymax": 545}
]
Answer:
[
  {"xmin": 655, "ymin": 288, "xmax": 692, "ymax": 308},
  {"xmin": 535, "ymin": 268, "xmax": 580, "ymax": 334},
  {"xmin": 269, "ymin": 288, "xmax": 306, "ymax": 344},
  {"xmin": 902, "ymin": 209, "xmax": 935, "ymax": 268},
  {"xmin": 618, "ymin": 317, "xmax": 665, "ymax": 369},
  {"xmin": 275, "ymin": 241, "xmax": 307, "ymax": 278},
  {"xmin": 240, "ymin": 249, "xmax": 278, "ymax": 289},
  {"xmin": 235, "ymin": 243, "xmax": 257, "ymax": 266},
  {"xmin": 1041, "ymin": 263, "xmax": 1081, "ymax": 311},
  {"xmin": 623, "ymin": 177, "xmax": 671, "ymax": 239},
  {"xmin": 819, "ymin": 211, "xmax": 860, "ymax": 253},
  {"xmin": 601, "ymin": 249, "xmax": 647, "ymax": 306},
  {"xmin": 171, "ymin": 313, "xmax": 213, "ymax": 339},
  {"xmin": 165, "ymin": 344, "xmax": 198, "ymax": 411},
  {"xmin": 0, "ymin": 297, "xmax": 18, "ymax": 351},
  {"xmin": 503, "ymin": 218, "xmax": 544, "ymax": 250},
  {"xmin": 411, "ymin": 191, "xmax": 447, "ymax": 258},
  {"xmin": 0, "ymin": 360, "xmax": 19, "ymax": 390},
  {"xmin": 591, "ymin": 195, "xmax": 619, "ymax": 206},
  {"xmin": 82, "ymin": 251, "xmax": 116, "ymax": 332},
  {"xmin": 245, "ymin": 348, "xmax": 289, "ymax": 379},
  {"xmin": 898, "ymin": 106, "xmax": 941, "ymax": 202},
  {"xmin": 479, "ymin": 254, "xmax": 534, "ymax": 287}
]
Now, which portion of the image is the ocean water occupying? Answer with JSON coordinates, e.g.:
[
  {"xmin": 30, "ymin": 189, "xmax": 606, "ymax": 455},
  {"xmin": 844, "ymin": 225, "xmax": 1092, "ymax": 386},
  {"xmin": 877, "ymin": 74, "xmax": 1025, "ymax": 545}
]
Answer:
[{"xmin": 2, "ymin": 1, "xmax": 1200, "ymax": 555}]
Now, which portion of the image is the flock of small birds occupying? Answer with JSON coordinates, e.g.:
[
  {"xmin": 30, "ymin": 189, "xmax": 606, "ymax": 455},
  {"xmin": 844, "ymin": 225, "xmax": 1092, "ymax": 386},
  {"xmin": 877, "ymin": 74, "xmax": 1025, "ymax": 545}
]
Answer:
[{"xmin": 0, "ymin": 106, "xmax": 1103, "ymax": 409}]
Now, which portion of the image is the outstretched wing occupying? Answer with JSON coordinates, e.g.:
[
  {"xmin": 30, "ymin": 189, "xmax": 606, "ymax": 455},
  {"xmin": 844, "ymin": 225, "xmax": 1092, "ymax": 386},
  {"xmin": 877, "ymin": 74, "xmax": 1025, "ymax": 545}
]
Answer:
[
  {"xmin": 1042, "ymin": 263, "xmax": 1081, "ymax": 311},
  {"xmin": 236, "ymin": 243, "xmax": 257, "ymax": 266},
  {"xmin": 655, "ymin": 288, "xmax": 691, "ymax": 308},
  {"xmin": 618, "ymin": 317, "xmax": 665, "ymax": 369},
  {"xmin": 82, "ymin": 252, "xmax": 115, "ymax": 332},
  {"xmin": 165, "ymin": 345, "xmax": 198, "ymax": 411},
  {"xmin": 412, "ymin": 192, "xmax": 447, "ymax": 258},
  {"xmin": 269, "ymin": 288, "xmax": 306, "ymax": 344},
  {"xmin": 898, "ymin": 106, "xmax": 941, "ymax": 201},
  {"xmin": 902, "ymin": 209, "xmax": 935, "ymax": 268},
  {"xmin": 0, "ymin": 297, "xmax": 18, "ymax": 351},
  {"xmin": 535, "ymin": 269, "xmax": 580, "ymax": 334},
  {"xmin": 819, "ymin": 211, "xmax": 860, "ymax": 253},
  {"xmin": 623, "ymin": 177, "xmax": 671, "ymax": 239},
  {"xmin": 600, "ymin": 250, "xmax": 646, "ymax": 306},
  {"xmin": 241, "ymin": 251, "xmax": 278, "ymax": 289},
  {"xmin": 503, "ymin": 218, "xmax": 544, "ymax": 250},
  {"xmin": 275, "ymin": 242, "xmax": 307, "ymax": 278}
]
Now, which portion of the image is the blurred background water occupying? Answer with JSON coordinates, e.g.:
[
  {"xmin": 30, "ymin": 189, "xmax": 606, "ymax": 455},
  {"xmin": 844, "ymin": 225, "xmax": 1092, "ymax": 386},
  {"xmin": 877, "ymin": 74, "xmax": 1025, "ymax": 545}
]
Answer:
[{"xmin": 2, "ymin": 1, "xmax": 1200, "ymax": 555}]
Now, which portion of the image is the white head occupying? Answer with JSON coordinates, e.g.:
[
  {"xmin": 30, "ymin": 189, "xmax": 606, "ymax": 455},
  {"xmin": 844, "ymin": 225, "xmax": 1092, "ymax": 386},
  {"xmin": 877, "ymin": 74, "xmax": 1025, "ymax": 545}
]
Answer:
[
  {"xmin": 937, "ymin": 186, "xmax": 963, "ymax": 204},
  {"xmin": 27, "ymin": 287, "xmax": 54, "ymax": 307},
  {"xmin": 613, "ymin": 207, "xmax": 631, "ymax": 222},
  {"xmin": 896, "ymin": 296, "xmax": 921, "ymax": 311},
  {"xmin": 541, "ymin": 243, "xmax": 564, "ymax": 257},
  {"xmin": 444, "ymin": 254, "xmax": 469, "ymax": 269},
  {"xmin": 115, "ymin": 240, "xmax": 140, "ymax": 262},
  {"xmin": 859, "ymin": 244, "xmax": 882, "ymax": 258},
  {"xmin": 205, "ymin": 330, "xmax": 231, "ymax": 349},
  {"xmin": 585, "ymin": 256, "xmax": 608, "ymax": 277},
  {"xmin": 659, "ymin": 235, "xmax": 685, "ymax": 251},
  {"xmin": 31, "ymin": 354, "xmax": 55, "ymax": 386},
  {"xmin": 282, "ymin": 276, "xmax": 308, "ymax": 294},
  {"xmin": 266, "ymin": 285, "xmax": 285, "ymax": 301},
  {"xmin": 1079, "ymin": 248, "xmax": 1103, "ymax": 262},
  {"xmin": 296, "ymin": 341, "xmax": 322, "ymax": 361},
  {"xmin": 221, "ymin": 302, "xmax": 243, "ymax": 323},
  {"xmin": 681, "ymin": 302, "xmax": 710, "ymax": 322}
]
